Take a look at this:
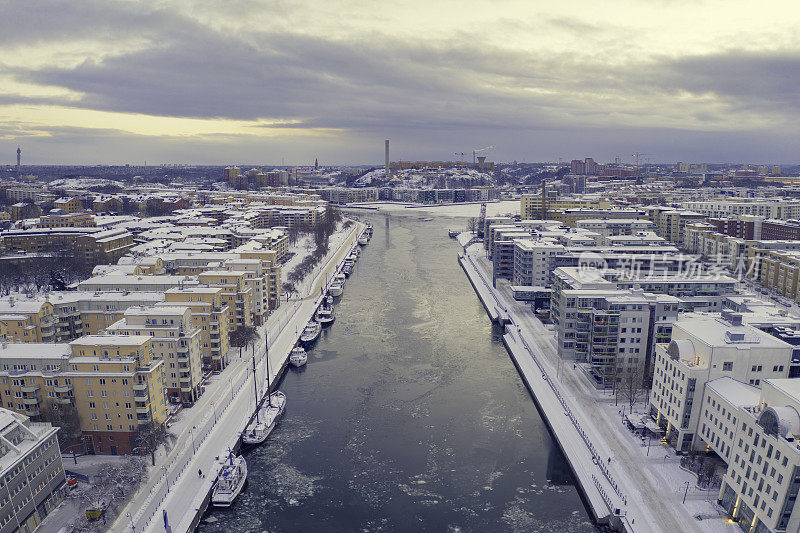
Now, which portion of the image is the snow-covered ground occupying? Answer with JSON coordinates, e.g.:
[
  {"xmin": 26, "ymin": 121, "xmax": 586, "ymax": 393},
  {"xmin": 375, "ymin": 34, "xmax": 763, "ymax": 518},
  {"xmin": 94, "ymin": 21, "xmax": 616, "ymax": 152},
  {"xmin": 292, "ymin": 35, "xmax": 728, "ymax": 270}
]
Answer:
[
  {"xmin": 347, "ymin": 200, "xmax": 519, "ymax": 218},
  {"xmin": 463, "ymin": 244, "xmax": 739, "ymax": 533}
]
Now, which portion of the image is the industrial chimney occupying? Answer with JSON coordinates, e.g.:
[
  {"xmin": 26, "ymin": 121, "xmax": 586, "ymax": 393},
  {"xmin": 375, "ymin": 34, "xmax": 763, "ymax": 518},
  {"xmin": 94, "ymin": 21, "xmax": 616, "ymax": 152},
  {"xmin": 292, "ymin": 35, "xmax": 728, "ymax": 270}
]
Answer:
[{"xmin": 385, "ymin": 140, "xmax": 390, "ymax": 177}]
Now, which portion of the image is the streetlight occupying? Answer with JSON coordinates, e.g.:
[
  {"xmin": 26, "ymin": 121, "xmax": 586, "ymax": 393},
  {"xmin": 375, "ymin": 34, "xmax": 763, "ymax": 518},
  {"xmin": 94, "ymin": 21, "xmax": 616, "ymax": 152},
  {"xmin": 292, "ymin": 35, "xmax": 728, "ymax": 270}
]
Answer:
[
  {"xmin": 126, "ymin": 512, "xmax": 136, "ymax": 533},
  {"xmin": 189, "ymin": 427, "xmax": 196, "ymax": 453},
  {"xmin": 211, "ymin": 401, "xmax": 216, "ymax": 424},
  {"xmin": 162, "ymin": 466, "xmax": 170, "ymax": 491},
  {"xmin": 682, "ymin": 481, "xmax": 690, "ymax": 504}
]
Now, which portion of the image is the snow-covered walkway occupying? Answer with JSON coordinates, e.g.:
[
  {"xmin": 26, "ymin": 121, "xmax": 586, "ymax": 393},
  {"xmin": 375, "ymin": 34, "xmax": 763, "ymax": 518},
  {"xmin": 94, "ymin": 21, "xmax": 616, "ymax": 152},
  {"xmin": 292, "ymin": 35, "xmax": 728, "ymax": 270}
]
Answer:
[
  {"xmin": 109, "ymin": 221, "xmax": 364, "ymax": 533},
  {"xmin": 460, "ymin": 242, "xmax": 738, "ymax": 533}
]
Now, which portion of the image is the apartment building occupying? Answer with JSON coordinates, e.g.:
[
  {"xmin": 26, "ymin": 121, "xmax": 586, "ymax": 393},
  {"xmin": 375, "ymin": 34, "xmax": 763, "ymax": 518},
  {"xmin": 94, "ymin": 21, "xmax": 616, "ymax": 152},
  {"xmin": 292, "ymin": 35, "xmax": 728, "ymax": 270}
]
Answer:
[
  {"xmin": 106, "ymin": 307, "xmax": 204, "ymax": 405},
  {"xmin": 647, "ymin": 206, "xmax": 708, "ymax": 244},
  {"xmin": 1, "ymin": 227, "xmax": 134, "ymax": 266},
  {"xmin": 683, "ymin": 199, "xmax": 800, "ymax": 221},
  {"xmin": 0, "ymin": 408, "xmax": 65, "ymax": 533},
  {"xmin": 162, "ymin": 287, "xmax": 231, "ymax": 371},
  {"xmin": 0, "ymin": 343, "xmax": 74, "ymax": 422},
  {"xmin": 69, "ymin": 335, "xmax": 167, "ymax": 455},
  {"xmin": 197, "ymin": 271, "xmax": 253, "ymax": 333},
  {"xmin": 35, "ymin": 211, "xmax": 95, "ymax": 229},
  {"xmin": 77, "ymin": 274, "xmax": 190, "ymax": 293},
  {"xmin": 48, "ymin": 291, "xmax": 166, "ymax": 341},
  {"xmin": 512, "ymin": 239, "xmax": 565, "ymax": 287},
  {"xmin": 547, "ymin": 208, "xmax": 648, "ymax": 227},
  {"xmin": 491, "ymin": 231, "xmax": 532, "ymax": 283},
  {"xmin": 52, "ymin": 198, "xmax": 82, "ymax": 214},
  {"xmin": 0, "ymin": 298, "xmax": 56, "ymax": 344},
  {"xmin": 575, "ymin": 218, "xmax": 654, "ymax": 237},
  {"xmin": 648, "ymin": 312, "xmax": 794, "ymax": 452},
  {"xmin": 715, "ymin": 379, "xmax": 800, "ymax": 532}
]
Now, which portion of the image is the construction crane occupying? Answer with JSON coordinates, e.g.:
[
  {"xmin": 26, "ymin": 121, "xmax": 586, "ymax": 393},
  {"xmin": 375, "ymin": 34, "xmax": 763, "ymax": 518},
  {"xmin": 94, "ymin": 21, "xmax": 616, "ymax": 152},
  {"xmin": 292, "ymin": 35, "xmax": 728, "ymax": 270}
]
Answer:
[
  {"xmin": 631, "ymin": 152, "xmax": 652, "ymax": 173},
  {"xmin": 472, "ymin": 146, "xmax": 494, "ymax": 164}
]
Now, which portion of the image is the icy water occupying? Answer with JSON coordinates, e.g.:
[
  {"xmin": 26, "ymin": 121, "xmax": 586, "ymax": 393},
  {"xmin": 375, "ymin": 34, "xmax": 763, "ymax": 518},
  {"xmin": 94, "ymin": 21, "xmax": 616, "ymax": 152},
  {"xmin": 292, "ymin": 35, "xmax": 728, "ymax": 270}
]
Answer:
[{"xmin": 200, "ymin": 213, "xmax": 595, "ymax": 532}]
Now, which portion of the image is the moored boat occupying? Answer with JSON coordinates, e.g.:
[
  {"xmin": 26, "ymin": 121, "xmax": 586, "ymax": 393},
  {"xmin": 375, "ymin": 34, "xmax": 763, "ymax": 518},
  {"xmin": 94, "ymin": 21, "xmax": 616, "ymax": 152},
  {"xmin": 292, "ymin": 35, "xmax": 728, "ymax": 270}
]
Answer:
[
  {"xmin": 289, "ymin": 346, "xmax": 307, "ymax": 367},
  {"xmin": 358, "ymin": 234, "xmax": 368, "ymax": 245},
  {"xmin": 299, "ymin": 320, "xmax": 321, "ymax": 345},
  {"xmin": 316, "ymin": 302, "xmax": 335, "ymax": 326},
  {"xmin": 329, "ymin": 282, "xmax": 343, "ymax": 297},
  {"xmin": 242, "ymin": 391, "xmax": 286, "ymax": 445},
  {"xmin": 343, "ymin": 265, "xmax": 352, "ymax": 277},
  {"xmin": 211, "ymin": 453, "xmax": 247, "ymax": 507}
]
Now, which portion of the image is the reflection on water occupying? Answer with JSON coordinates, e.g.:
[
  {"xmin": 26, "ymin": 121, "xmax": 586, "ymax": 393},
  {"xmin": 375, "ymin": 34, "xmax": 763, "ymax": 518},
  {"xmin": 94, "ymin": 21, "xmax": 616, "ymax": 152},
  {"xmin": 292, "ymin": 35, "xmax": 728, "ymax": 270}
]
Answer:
[{"xmin": 200, "ymin": 214, "xmax": 595, "ymax": 532}]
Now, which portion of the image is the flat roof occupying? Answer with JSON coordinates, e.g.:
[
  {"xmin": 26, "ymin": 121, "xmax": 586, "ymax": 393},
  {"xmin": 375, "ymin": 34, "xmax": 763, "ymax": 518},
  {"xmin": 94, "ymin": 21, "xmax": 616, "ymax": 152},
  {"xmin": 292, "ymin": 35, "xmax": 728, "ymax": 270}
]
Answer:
[
  {"xmin": 0, "ymin": 343, "xmax": 71, "ymax": 359},
  {"xmin": 70, "ymin": 334, "xmax": 151, "ymax": 346}
]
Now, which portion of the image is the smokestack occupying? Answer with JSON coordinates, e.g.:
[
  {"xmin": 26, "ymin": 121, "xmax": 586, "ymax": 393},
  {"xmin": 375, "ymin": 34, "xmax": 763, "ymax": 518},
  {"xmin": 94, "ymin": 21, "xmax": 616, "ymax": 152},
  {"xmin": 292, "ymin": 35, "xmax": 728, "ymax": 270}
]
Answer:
[
  {"xmin": 477, "ymin": 156, "xmax": 486, "ymax": 170},
  {"xmin": 385, "ymin": 140, "xmax": 390, "ymax": 177},
  {"xmin": 541, "ymin": 180, "xmax": 547, "ymax": 220}
]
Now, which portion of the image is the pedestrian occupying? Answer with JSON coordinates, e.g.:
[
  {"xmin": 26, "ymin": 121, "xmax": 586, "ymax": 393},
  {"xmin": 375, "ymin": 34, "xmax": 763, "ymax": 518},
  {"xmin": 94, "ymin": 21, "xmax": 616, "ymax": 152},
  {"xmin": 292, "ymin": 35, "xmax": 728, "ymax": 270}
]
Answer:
[{"xmin": 198, "ymin": 468, "xmax": 202, "ymax": 478}]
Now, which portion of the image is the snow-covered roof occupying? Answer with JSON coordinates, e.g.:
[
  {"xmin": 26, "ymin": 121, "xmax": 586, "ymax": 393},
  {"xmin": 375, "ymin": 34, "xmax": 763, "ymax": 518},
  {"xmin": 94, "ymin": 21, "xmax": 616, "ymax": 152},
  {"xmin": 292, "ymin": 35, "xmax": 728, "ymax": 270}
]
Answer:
[{"xmin": 706, "ymin": 377, "xmax": 760, "ymax": 407}]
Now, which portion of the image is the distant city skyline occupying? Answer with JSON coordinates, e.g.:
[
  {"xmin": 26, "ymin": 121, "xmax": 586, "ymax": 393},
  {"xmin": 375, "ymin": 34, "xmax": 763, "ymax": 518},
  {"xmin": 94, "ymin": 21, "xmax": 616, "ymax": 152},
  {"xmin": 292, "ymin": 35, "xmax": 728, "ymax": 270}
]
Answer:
[{"xmin": 2, "ymin": 0, "xmax": 800, "ymax": 165}]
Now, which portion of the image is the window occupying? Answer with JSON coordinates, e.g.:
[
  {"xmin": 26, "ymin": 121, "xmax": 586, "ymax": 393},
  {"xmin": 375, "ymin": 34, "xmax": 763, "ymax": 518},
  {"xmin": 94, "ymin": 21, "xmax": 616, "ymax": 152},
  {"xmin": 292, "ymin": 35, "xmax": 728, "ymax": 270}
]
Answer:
[{"xmin": 723, "ymin": 362, "xmax": 733, "ymax": 371}]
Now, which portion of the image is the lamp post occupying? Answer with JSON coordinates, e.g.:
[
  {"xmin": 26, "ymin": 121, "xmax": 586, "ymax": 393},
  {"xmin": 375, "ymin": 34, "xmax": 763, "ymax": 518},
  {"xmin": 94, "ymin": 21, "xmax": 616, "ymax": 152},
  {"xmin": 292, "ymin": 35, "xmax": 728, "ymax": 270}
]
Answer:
[
  {"xmin": 162, "ymin": 466, "xmax": 169, "ymax": 491},
  {"xmin": 682, "ymin": 481, "xmax": 690, "ymax": 504},
  {"xmin": 211, "ymin": 401, "xmax": 216, "ymax": 424},
  {"xmin": 126, "ymin": 512, "xmax": 135, "ymax": 533},
  {"xmin": 189, "ymin": 427, "xmax": 196, "ymax": 453}
]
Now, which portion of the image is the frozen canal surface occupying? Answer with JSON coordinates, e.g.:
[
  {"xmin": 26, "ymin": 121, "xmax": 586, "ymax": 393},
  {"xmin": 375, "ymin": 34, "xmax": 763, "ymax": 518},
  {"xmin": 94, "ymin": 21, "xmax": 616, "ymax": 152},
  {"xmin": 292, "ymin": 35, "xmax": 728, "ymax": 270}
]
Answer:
[{"xmin": 200, "ymin": 214, "xmax": 595, "ymax": 532}]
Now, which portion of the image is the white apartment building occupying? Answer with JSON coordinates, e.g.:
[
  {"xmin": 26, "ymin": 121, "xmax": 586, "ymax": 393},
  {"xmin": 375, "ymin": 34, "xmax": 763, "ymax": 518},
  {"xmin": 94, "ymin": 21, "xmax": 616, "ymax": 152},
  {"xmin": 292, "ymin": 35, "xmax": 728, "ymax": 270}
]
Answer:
[
  {"xmin": 717, "ymin": 379, "xmax": 800, "ymax": 532},
  {"xmin": 649, "ymin": 312, "xmax": 794, "ymax": 452},
  {"xmin": 512, "ymin": 239, "xmax": 565, "ymax": 287},
  {"xmin": 77, "ymin": 275, "xmax": 191, "ymax": 293},
  {"xmin": 575, "ymin": 218, "xmax": 654, "ymax": 237},
  {"xmin": 683, "ymin": 199, "xmax": 800, "ymax": 221},
  {"xmin": 106, "ymin": 306, "xmax": 203, "ymax": 405}
]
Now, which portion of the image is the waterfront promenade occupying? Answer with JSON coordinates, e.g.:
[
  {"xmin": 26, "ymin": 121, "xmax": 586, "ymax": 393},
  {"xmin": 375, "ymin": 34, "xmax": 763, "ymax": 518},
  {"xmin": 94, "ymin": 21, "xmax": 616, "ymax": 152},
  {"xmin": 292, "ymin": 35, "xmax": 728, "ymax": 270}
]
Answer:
[
  {"xmin": 459, "ymin": 241, "xmax": 710, "ymax": 533},
  {"xmin": 110, "ymin": 221, "xmax": 363, "ymax": 533}
]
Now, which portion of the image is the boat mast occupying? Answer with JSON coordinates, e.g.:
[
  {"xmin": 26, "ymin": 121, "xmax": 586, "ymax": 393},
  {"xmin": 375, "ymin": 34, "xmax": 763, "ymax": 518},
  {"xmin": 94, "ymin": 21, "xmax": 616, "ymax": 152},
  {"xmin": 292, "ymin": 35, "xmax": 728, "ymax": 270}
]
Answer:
[
  {"xmin": 266, "ymin": 329, "xmax": 272, "ymax": 407},
  {"xmin": 252, "ymin": 343, "xmax": 259, "ymax": 424}
]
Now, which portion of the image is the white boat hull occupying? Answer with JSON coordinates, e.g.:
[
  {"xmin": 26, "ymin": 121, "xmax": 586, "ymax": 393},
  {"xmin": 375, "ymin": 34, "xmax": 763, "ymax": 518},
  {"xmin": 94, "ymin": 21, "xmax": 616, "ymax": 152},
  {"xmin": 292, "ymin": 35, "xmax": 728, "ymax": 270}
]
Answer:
[
  {"xmin": 242, "ymin": 391, "xmax": 286, "ymax": 445},
  {"xmin": 212, "ymin": 456, "xmax": 247, "ymax": 507},
  {"xmin": 329, "ymin": 284, "xmax": 343, "ymax": 297}
]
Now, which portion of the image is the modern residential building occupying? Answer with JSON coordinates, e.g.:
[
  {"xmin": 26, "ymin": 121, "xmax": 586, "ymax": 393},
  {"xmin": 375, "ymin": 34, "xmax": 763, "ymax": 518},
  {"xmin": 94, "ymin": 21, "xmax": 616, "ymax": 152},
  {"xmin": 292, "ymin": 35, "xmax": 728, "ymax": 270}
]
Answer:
[
  {"xmin": 512, "ymin": 239, "xmax": 565, "ymax": 287},
  {"xmin": 649, "ymin": 312, "xmax": 794, "ymax": 452},
  {"xmin": 0, "ymin": 227, "xmax": 134, "ymax": 265}
]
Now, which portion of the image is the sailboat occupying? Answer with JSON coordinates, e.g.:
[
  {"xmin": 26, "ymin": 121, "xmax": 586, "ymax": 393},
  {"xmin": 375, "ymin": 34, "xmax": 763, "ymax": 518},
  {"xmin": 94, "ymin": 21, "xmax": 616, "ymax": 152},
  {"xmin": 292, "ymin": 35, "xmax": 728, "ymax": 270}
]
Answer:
[{"xmin": 242, "ymin": 331, "xmax": 286, "ymax": 445}]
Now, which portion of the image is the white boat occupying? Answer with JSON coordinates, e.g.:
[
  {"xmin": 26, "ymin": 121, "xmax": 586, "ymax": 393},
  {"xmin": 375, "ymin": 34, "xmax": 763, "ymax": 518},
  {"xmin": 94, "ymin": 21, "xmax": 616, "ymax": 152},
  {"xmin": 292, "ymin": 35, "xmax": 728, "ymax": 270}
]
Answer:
[
  {"xmin": 329, "ymin": 282, "xmax": 343, "ymax": 297},
  {"xmin": 316, "ymin": 303, "xmax": 335, "ymax": 326},
  {"xmin": 343, "ymin": 265, "xmax": 352, "ymax": 277},
  {"xmin": 358, "ymin": 236, "xmax": 368, "ymax": 246},
  {"xmin": 334, "ymin": 273, "xmax": 346, "ymax": 284},
  {"xmin": 242, "ymin": 391, "xmax": 286, "ymax": 445},
  {"xmin": 211, "ymin": 454, "xmax": 247, "ymax": 507},
  {"xmin": 299, "ymin": 320, "xmax": 321, "ymax": 345},
  {"xmin": 289, "ymin": 346, "xmax": 307, "ymax": 367}
]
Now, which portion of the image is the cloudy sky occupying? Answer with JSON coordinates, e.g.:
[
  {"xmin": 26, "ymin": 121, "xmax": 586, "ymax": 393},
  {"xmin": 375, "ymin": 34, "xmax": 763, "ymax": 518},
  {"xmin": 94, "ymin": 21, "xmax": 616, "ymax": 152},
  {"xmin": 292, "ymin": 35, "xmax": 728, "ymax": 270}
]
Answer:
[{"xmin": 2, "ymin": 0, "xmax": 799, "ymax": 165}]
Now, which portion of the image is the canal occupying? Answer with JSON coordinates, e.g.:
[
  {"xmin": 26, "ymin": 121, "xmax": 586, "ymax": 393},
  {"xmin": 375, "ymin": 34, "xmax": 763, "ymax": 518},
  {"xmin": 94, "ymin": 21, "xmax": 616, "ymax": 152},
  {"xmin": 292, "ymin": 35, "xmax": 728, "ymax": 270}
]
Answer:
[{"xmin": 200, "ymin": 212, "xmax": 594, "ymax": 532}]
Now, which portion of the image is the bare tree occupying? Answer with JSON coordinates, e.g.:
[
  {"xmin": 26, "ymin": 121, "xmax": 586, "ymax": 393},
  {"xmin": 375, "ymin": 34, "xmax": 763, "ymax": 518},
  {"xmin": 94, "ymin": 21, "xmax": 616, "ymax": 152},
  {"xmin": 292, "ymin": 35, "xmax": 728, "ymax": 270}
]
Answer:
[
  {"xmin": 617, "ymin": 359, "xmax": 647, "ymax": 414},
  {"xmin": 132, "ymin": 421, "xmax": 174, "ymax": 466}
]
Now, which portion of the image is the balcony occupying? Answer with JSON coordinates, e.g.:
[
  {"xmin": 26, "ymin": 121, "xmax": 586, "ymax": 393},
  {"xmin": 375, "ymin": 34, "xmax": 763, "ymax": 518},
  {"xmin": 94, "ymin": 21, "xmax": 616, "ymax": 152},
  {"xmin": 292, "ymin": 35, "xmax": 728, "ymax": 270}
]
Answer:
[
  {"xmin": 54, "ymin": 384, "xmax": 72, "ymax": 394},
  {"xmin": 136, "ymin": 406, "xmax": 150, "ymax": 415},
  {"xmin": 21, "ymin": 385, "xmax": 39, "ymax": 393},
  {"xmin": 133, "ymin": 382, "xmax": 148, "ymax": 391},
  {"xmin": 137, "ymin": 414, "xmax": 152, "ymax": 424},
  {"xmin": 57, "ymin": 397, "xmax": 73, "ymax": 405},
  {"xmin": 25, "ymin": 408, "xmax": 40, "ymax": 417},
  {"xmin": 22, "ymin": 397, "xmax": 39, "ymax": 405}
]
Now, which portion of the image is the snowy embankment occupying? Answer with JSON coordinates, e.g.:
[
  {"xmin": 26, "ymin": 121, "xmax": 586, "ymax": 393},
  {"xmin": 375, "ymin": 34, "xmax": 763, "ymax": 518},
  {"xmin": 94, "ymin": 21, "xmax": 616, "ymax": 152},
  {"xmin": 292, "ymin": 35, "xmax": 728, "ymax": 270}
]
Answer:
[{"xmin": 346, "ymin": 200, "xmax": 519, "ymax": 218}]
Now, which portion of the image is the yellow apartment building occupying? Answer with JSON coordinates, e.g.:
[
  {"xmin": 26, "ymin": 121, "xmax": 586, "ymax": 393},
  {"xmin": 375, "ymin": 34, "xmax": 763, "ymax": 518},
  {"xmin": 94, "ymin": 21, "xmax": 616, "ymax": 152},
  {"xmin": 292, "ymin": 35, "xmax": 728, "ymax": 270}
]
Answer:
[
  {"xmin": 69, "ymin": 335, "xmax": 166, "ymax": 455},
  {"xmin": 197, "ymin": 270, "xmax": 254, "ymax": 333},
  {"xmin": 106, "ymin": 306, "xmax": 204, "ymax": 405},
  {"xmin": 163, "ymin": 287, "xmax": 231, "ymax": 371},
  {"xmin": 0, "ymin": 297, "xmax": 56, "ymax": 343},
  {"xmin": 52, "ymin": 198, "xmax": 83, "ymax": 214}
]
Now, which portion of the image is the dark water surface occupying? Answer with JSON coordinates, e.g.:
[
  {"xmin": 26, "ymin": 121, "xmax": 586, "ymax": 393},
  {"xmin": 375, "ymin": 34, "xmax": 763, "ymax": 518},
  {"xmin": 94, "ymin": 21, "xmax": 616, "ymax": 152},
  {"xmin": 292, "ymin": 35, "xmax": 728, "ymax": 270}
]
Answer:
[{"xmin": 200, "ymin": 213, "xmax": 594, "ymax": 532}]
